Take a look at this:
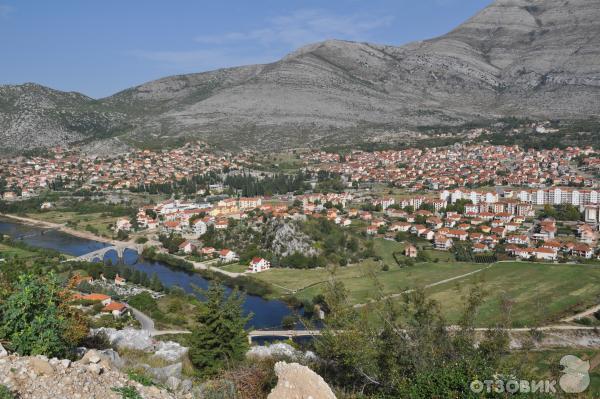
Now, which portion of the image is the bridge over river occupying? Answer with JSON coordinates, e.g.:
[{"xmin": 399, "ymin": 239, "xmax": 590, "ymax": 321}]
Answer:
[{"xmin": 66, "ymin": 243, "xmax": 145, "ymax": 263}]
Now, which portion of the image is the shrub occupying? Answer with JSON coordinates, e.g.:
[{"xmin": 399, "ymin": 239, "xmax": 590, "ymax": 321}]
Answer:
[
  {"xmin": 281, "ymin": 315, "xmax": 296, "ymax": 329},
  {"xmin": 0, "ymin": 274, "xmax": 88, "ymax": 357},
  {"xmin": 127, "ymin": 370, "xmax": 154, "ymax": 387},
  {"xmin": 0, "ymin": 385, "xmax": 15, "ymax": 399},
  {"xmin": 574, "ymin": 317, "xmax": 593, "ymax": 326},
  {"xmin": 111, "ymin": 386, "xmax": 142, "ymax": 399}
]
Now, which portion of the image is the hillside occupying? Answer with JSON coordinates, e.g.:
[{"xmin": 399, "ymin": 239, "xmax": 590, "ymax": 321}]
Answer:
[{"xmin": 1, "ymin": 0, "xmax": 600, "ymax": 151}]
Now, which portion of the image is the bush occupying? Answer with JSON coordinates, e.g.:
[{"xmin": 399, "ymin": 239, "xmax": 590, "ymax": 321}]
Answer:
[
  {"xmin": 574, "ymin": 317, "xmax": 593, "ymax": 326},
  {"xmin": 281, "ymin": 315, "xmax": 296, "ymax": 329},
  {"xmin": 111, "ymin": 386, "xmax": 142, "ymax": 399},
  {"xmin": 135, "ymin": 237, "xmax": 148, "ymax": 244},
  {"xmin": 0, "ymin": 274, "xmax": 88, "ymax": 357},
  {"xmin": 0, "ymin": 385, "xmax": 15, "ymax": 399}
]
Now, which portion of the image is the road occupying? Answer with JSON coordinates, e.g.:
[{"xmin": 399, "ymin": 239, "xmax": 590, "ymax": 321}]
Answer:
[
  {"xmin": 128, "ymin": 305, "xmax": 190, "ymax": 337},
  {"xmin": 178, "ymin": 256, "xmax": 245, "ymax": 278},
  {"xmin": 128, "ymin": 306, "xmax": 155, "ymax": 332}
]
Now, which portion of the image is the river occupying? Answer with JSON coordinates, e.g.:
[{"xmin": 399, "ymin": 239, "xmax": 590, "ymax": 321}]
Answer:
[{"xmin": 0, "ymin": 218, "xmax": 294, "ymax": 330}]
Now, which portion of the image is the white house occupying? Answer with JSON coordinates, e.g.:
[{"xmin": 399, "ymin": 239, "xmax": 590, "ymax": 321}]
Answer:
[
  {"xmin": 178, "ymin": 240, "xmax": 196, "ymax": 254},
  {"xmin": 533, "ymin": 247, "xmax": 558, "ymax": 261},
  {"xmin": 192, "ymin": 219, "xmax": 208, "ymax": 236},
  {"xmin": 102, "ymin": 302, "xmax": 128, "ymax": 318},
  {"xmin": 219, "ymin": 249, "xmax": 238, "ymax": 263},
  {"xmin": 114, "ymin": 274, "xmax": 126, "ymax": 286},
  {"xmin": 249, "ymin": 257, "xmax": 271, "ymax": 273},
  {"xmin": 115, "ymin": 217, "xmax": 132, "ymax": 232}
]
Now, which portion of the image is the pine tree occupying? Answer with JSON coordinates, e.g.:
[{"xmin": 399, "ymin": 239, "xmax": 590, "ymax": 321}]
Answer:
[{"xmin": 189, "ymin": 282, "xmax": 251, "ymax": 376}]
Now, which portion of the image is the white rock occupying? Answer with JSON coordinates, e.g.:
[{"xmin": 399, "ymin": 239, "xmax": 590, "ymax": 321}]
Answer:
[{"xmin": 87, "ymin": 363, "xmax": 103, "ymax": 375}]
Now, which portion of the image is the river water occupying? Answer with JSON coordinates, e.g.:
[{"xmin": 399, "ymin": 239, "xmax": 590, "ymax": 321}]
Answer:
[{"xmin": 0, "ymin": 218, "xmax": 293, "ymax": 329}]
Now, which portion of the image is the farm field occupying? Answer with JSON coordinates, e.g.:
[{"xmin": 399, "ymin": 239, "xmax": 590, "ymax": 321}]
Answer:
[
  {"xmin": 413, "ymin": 261, "xmax": 600, "ymax": 327},
  {"xmin": 254, "ymin": 258, "xmax": 485, "ymax": 304}
]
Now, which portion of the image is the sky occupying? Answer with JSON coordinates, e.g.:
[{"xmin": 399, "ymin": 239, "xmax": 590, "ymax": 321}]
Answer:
[{"xmin": 0, "ymin": 0, "xmax": 492, "ymax": 98}]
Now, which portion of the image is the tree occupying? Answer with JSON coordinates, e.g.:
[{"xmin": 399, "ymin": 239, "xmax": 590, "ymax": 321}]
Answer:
[
  {"xmin": 0, "ymin": 274, "xmax": 87, "ymax": 357},
  {"xmin": 314, "ymin": 277, "xmax": 514, "ymax": 398},
  {"xmin": 189, "ymin": 282, "xmax": 251, "ymax": 376},
  {"xmin": 150, "ymin": 273, "xmax": 163, "ymax": 292}
]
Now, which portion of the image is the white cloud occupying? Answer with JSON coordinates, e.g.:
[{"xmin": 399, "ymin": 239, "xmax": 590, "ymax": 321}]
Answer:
[
  {"xmin": 131, "ymin": 9, "xmax": 393, "ymax": 72},
  {"xmin": 195, "ymin": 9, "xmax": 394, "ymax": 48}
]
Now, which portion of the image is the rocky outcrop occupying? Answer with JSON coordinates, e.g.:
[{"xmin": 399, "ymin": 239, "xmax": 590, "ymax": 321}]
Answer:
[
  {"xmin": 247, "ymin": 343, "xmax": 317, "ymax": 363},
  {"xmin": 93, "ymin": 328, "xmax": 188, "ymax": 362},
  {"xmin": 0, "ymin": 353, "xmax": 178, "ymax": 399},
  {"xmin": 263, "ymin": 219, "xmax": 317, "ymax": 258},
  {"xmin": 267, "ymin": 362, "xmax": 336, "ymax": 399},
  {"xmin": 2, "ymin": 0, "xmax": 600, "ymax": 151}
]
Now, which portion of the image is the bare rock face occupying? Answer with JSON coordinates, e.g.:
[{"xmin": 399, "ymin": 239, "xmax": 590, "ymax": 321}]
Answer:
[
  {"xmin": 264, "ymin": 219, "xmax": 318, "ymax": 258},
  {"xmin": 2, "ymin": 0, "xmax": 600, "ymax": 151},
  {"xmin": 267, "ymin": 361, "xmax": 336, "ymax": 399}
]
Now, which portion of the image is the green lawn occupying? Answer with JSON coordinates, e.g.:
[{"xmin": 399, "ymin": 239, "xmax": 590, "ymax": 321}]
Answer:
[
  {"xmin": 372, "ymin": 238, "xmax": 405, "ymax": 265},
  {"xmin": 219, "ymin": 263, "xmax": 249, "ymax": 273},
  {"xmin": 420, "ymin": 262, "xmax": 600, "ymax": 327}
]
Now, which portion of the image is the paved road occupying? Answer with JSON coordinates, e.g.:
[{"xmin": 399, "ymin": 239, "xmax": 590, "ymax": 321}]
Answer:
[
  {"xmin": 187, "ymin": 258, "xmax": 244, "ymax": 278},
  {"xmin": 128, "ymin": 306, "xmax": 155, "ymax": 332},
  {"xmin": 128, "ymin": 305, "xmax": 190, "ymax": 337},
  {"xmin": 249, "ymin": 325, "xmax": 600, "ymax": 340}
]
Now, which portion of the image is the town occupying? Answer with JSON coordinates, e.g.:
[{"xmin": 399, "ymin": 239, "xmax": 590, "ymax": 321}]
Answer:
[{"xmin": 2, "ymin": 142, "xmax": 599, "ymax": 270}]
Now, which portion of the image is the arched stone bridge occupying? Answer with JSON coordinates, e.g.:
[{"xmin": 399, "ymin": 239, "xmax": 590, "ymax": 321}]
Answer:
[{"xmin": 69, "ymin": 243, "xmax": 145, "ymax": 263}]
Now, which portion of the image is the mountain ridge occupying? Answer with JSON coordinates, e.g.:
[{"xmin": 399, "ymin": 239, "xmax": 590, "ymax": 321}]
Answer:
[{"xmin": 2, "ymin": 0, "xmax": 600, "ymax": 151}]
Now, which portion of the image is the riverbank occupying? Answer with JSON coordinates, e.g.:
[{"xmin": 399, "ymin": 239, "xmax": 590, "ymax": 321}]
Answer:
[
  {"xmin": 0, "ymin": 217, "xmax": 294, "ymax": 329},
  {"xmin": 0, "ymin": 213, "xmax": 127, "ymax": 247}
]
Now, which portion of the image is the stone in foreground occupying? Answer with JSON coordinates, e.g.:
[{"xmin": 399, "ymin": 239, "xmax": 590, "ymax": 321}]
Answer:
[{"xmin": 268, "ymin": 361, "xmax": 336, "ymax": 399}]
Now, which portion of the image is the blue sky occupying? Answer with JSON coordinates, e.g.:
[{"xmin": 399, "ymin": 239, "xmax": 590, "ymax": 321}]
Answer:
[{"xmin": 0, "ymin": 0, "xmax": 492, "ymax": 98}]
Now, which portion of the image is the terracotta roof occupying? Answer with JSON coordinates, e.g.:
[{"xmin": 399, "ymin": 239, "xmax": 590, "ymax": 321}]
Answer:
[{"xmin": 82, "ymin": 293, "xmax": 111, "ymax": 301}]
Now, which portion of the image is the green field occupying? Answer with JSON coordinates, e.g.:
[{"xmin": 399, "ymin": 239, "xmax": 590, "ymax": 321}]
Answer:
[
  {"xmin": 254, "ymin": 258, "xmax": 485, "ymax": 304},
  {"xmin": 26, "ymin": 211, "xmax": 116, "ymax": 237},
  {"xmin": 0, "ymin": 243, "xmax": 38, "ymax": 259},
  {"xmin": 404, "ymin": 261, "xmax": 600, "ymax": 327}
]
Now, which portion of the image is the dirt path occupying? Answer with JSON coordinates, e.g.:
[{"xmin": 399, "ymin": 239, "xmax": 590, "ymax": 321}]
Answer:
[
  {"xmin": 561, "ymin": 303, "xmax": 600, "ymax": 322},
  {"xmin": 353, "ymin": 263, "xmax": 495, "ymax": 308}
]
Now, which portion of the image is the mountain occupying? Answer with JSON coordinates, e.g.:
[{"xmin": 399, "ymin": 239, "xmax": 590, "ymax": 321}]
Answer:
[{"xmin": 2, "ymin": 0, "xmax": 600, "ymax": 151}]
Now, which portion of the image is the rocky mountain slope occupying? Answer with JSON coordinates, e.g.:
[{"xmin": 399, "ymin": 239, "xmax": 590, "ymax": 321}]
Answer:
[{"xmin": 2, "ymin": 0, "xmax": 600, "ymax": 151}]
